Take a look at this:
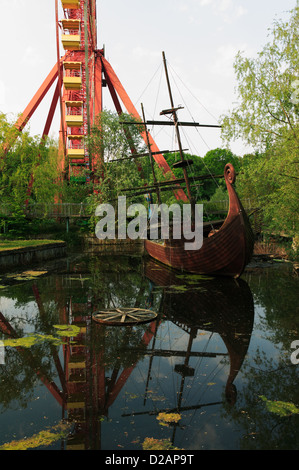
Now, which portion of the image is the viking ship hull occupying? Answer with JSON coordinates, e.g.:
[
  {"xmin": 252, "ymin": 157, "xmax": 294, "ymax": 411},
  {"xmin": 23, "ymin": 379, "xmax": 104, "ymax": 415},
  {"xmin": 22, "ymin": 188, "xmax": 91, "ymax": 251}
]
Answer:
[{"xmin": 144, "ymin": 163, "xmax": 254, "ymax": 278}]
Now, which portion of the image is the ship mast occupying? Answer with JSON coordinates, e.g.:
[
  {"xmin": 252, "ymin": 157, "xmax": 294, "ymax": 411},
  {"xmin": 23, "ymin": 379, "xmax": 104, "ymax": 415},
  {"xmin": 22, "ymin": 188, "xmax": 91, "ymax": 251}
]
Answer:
[{"xmin": 161, "ymin": 51, "xmax": 195, "ymax": 215}]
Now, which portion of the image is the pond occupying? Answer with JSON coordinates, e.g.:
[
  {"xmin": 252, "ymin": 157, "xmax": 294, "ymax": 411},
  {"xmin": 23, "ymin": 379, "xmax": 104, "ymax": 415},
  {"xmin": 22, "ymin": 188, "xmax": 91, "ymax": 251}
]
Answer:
[{"xmin": 0, "ymin": 251, "xmax": 298, "ymax": 451}]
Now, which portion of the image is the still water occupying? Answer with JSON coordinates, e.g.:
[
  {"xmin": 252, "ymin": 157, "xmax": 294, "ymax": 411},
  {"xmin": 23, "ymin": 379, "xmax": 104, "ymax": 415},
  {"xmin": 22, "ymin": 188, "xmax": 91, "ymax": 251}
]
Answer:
[{"xmin": 0, "ymin": 252, "xmax": 298, "ymax": 451}]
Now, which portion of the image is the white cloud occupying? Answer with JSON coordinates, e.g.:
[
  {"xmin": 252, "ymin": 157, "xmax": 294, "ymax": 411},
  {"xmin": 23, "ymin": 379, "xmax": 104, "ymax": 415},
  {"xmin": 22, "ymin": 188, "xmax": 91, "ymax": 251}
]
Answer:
[
  {"xmin": 218, "ymin": 0, "xmax": 233, "ymax": 12},
  {"xmin": 236, "ymin": 6, "xmax": 248, "ymax": 18},
  {"xmin": 20, "ymin": 46, "xmax": 44, "ymax": 67},
  {"xmin": 0, "ymin": 81, "xmax": 6, "ymax": 107},
  {"xmin": 200, "ymin": 0, "xmax": 213, "ymax": 5},
  {"xmin": 212, "ymin": 44, "xmax": 238, "ymax": 78},
  {"xmin": 199, "ymin": 0, "xmax": 248, "ymax": 22}
]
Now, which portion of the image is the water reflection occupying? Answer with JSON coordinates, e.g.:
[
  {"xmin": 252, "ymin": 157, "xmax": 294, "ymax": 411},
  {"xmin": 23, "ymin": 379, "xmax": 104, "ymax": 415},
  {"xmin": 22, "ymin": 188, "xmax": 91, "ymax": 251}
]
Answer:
[
  {"xmin": 144, "ymin": 260, "xmax": 254, "ymax": 407},
  {"xmin": 0, "ymin": 254, "xmax": 258, "ymax": 450}
]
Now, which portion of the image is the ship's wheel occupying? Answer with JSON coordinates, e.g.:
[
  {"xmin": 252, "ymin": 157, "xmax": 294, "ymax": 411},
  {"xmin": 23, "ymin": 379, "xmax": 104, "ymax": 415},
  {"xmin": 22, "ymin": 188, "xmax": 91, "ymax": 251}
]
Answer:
[{"xmin": 92, "ymin": 308, "xmax": 158, "ymax": 326}]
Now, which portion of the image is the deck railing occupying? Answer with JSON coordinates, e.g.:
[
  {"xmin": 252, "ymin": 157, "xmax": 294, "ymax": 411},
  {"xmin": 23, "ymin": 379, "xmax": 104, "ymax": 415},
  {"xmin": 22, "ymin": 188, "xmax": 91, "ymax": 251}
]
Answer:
[
  {"xmin": 0, "ymin": 203, "xmax": 91, "ymax": 218},
  {"xmin": 0, "ymin": 199, "xmax": 256, "ymax": 219}
]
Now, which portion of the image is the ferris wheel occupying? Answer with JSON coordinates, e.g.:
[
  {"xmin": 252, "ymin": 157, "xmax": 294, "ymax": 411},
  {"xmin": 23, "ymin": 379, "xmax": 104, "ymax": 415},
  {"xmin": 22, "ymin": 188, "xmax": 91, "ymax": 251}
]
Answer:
[{"xmin": 13, "ymin": 0, "xmax": 186, "ymax": 203}]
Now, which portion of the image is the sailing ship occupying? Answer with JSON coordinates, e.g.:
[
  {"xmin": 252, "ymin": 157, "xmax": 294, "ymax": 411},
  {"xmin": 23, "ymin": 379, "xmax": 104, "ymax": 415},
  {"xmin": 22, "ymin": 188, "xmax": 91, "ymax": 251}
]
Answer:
[
  {"xmin": 123, "ymin": 52, "xmax": 254, "ymax": 278},
  {"xmin": 145, "ymin": 162, "xmax": 254, "ymax": 278}
]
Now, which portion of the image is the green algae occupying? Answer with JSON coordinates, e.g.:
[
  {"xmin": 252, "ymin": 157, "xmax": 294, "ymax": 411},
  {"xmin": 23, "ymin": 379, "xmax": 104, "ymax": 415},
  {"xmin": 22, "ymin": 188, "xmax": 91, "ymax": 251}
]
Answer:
[
  {"xmin": 4, "ymin": 325, "xmax": 81, "ymax": 349},
  {"xmin": 0, "ymin": 422, "xmax": 72, "ymax": 450},
  {"xmin": 4, "ymin": 334, "xmax": 62, "ymax": 348},
  {"xmin": 260, "ymin": 396, "xmax": 299, "ymax": 417},
  {"xmin": 53, "ymin": 324, "xmax": 82, "ymax": 337},
  {"xmin": 142, "ymin": 437, "xmax": 182, "ymax": 450},
  {"xmin": 176, "ymin": 274, "xmax": 214, "ymax": 282},
  {"xmin": 157, "ymin": 412, "xmax": 181, "ymax": 427}
]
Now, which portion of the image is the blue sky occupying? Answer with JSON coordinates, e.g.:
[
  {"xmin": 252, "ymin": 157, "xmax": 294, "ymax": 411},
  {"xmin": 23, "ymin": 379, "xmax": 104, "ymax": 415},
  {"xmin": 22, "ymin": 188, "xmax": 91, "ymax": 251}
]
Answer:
[{"xmin": 0, "ymin": 0, "xmax": 296, "ymax": 156}]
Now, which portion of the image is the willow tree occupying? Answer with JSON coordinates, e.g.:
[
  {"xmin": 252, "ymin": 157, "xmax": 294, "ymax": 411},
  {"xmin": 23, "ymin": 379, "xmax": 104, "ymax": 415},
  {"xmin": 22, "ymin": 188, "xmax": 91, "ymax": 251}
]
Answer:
[
  {"xmin": 221, "ymin": 7, "xmax": 299, "ymax": 247},
  {"xmin": 0, "ymin": 113, "xmax": 61, "ymax": 215}
]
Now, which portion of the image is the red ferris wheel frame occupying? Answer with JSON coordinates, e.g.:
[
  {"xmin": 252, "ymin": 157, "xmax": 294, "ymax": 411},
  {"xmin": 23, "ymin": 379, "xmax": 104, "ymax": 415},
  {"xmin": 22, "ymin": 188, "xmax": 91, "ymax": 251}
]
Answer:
[{"xmin": 13, "ymin": 0, "xmax": 187, "ymax": 203}]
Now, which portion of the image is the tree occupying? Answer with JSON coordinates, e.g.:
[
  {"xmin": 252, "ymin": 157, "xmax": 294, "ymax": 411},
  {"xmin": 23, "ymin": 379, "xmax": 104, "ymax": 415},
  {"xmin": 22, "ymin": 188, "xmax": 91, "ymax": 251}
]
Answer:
[
  {"xmin": 221, "ymin": 7, "xmax": 299, "ymax": 149},
  {"xmin": 162, "ymin": 152, "xmax": 205, "ymax": 202},
  {"xmin": 202, "ymin": 148, "xmax": 241, "ymax": 199},
  {"xmin": 85, "ymin": 110, "xmax": 150, "ymax": 231},
  {"xmin": 164, "ymin": 148, "xmax": 240, "ymax": 202},
  {"xmin": 0, "ymin": 113, "xmax": 61, "ymax": 214},
  {"xmin": 220, "ymin": 7, "xmax": 299, "ymax": 243}
]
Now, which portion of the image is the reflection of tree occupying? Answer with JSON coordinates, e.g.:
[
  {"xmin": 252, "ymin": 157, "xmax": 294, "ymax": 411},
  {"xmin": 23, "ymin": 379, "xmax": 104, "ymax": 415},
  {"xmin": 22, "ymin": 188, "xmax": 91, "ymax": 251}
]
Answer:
[
  {"xmin": 0, "ymin": 255, "xmax": 159, "ymax": 414},
  {"xmin": 222, "ymin": 352, "xmax": 299, "ymax": 449},
  {"xmin": 0, "ymin": 281, "xmax": 61, "ymax": 335},
  {"xmin": 244, "ymin": 265, "xmax": 299, "ymax": 348},
  {"xmin": 91, "ymin": 322, "xmax": 158, "ymax": 370},
  {"xmin": 89, "ymin": 256, "xmax": 163, "ymax": 370},
  {"xmin": 88, "ymin": 255, "xmax": 148, "ymax": 309},
  {"xmin": 0, "ymin": 281, "xmax": 66, "ymax": 411},
  {"xmin": 221, "ymin": 265, "xmax": 299, "ymax": 450},
  {"xmin": 0, "ymin": 346, "xmax": 55, "ymax": 411}
]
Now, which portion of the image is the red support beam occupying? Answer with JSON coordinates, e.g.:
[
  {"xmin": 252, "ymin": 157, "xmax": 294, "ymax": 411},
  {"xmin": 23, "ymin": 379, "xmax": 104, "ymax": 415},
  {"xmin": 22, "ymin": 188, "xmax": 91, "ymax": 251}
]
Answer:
[
  {"xmin": 15, "ymin": 61, "xmax": 62, "ymax": 132},
  {"xmin": 42, "ymin": 80, "xmax": 61, "ymax": 138},
  {"xmin": 94, "ymin": 53, "xmax": 103, "ymax": 117}
]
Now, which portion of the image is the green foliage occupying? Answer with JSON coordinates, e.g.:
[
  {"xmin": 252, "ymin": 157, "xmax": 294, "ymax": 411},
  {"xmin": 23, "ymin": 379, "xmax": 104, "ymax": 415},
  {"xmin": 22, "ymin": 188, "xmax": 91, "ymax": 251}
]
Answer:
[
  {"xmin": 86, "ymin": 110, "xmax": 147, "ymax": 205},
  {"xmin": 202, "ymin": 148, "xmax": 240, "ymax": 199},
  {"xmin": 163, "ymin": 147, "xmax": 239, "ymax": 201},
  {"xmin": 221, "ymin": 7, "xmax": 299, "ymax": 240},
  {"xmin": 209, "ymin": 185, "xmax": 229, "ymax": 202},
  {"xmin": 0, "ymin": 113, "xmax": 61, "ymax": 212},
  {"xmin": 60, "ymin": 180, "xmax": 91, "ymax": 203},
  {"xmin": 236, "ymin": 139, "xmax": 299, "ymax": 238}
]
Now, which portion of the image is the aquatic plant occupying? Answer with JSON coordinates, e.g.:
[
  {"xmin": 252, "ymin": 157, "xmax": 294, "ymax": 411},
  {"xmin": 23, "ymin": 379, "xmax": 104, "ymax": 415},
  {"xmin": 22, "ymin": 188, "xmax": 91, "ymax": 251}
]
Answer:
[
  {"xmin": 142, "ymin": 437, "xmax": 181, "ymax": 451},
  {"xmin": 156, "ymin": 412, "xmax": 181, "ymax": 427},
  {"xmin": 260, "ymin": 396, "xmax": 299, "ymax": 417},
  {"xmin": 0, "ymin": 422, "xmax": 72, "ymax": 450}
]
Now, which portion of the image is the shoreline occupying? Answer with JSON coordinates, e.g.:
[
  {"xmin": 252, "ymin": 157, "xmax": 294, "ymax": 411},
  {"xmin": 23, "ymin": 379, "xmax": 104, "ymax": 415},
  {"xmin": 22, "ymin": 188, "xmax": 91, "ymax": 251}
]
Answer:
[{"xmin": 0, "ymin": 240, "xmax": 67, "ymax": 271}]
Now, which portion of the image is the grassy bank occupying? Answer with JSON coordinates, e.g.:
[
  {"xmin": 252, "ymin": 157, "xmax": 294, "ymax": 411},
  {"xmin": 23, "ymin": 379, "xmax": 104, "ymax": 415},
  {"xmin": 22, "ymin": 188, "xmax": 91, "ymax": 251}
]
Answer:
[{"xmin": 0, "ymin": 239, "xmax": 65, "ymax": 252}]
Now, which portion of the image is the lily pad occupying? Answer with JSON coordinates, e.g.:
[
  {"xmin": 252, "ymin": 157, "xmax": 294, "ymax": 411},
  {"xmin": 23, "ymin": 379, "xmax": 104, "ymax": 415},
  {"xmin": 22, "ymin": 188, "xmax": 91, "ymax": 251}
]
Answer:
[
  {"xmin": 53, "ymin": 324, "xmax": 81, "ymax": 337},
  {"xmin": 176, "ymin": 274, "xmax": 214, "ymax": 282},
  {"xmin": 4, "ymin": 334, "xmax": 62, "ymax": 348},
  {"xmin": 142, "ymin": 437, "xmax": 181, "ymax": 451},
  {"xmin": 157, "ymin": 412, "xmax": 181, "ymax": 426},
  {"xmin": 0, "ymin": 422, "xmax": 72, "ymax": 450},
  {"xmin": 260, "ymin": 396, "xmax": 299, "ymax": 417}
]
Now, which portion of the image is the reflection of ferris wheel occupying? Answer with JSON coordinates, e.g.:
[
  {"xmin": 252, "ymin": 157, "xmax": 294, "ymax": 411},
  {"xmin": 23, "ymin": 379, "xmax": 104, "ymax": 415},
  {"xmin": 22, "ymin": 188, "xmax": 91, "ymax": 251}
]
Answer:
[{"xmin": 14, "ymin": 0, "xmax": 185, "ymax": 202}]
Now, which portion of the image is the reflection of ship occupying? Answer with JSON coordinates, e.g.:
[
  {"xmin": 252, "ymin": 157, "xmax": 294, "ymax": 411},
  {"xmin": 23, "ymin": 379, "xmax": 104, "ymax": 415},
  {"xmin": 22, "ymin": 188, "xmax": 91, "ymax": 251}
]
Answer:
[
  {"xmin": 144, "ymin": 259, "xmax": 255, "ymax": 405},
  {"xmin": 0, "ymin": 256, "xmax": 254, "ymax": 450}
]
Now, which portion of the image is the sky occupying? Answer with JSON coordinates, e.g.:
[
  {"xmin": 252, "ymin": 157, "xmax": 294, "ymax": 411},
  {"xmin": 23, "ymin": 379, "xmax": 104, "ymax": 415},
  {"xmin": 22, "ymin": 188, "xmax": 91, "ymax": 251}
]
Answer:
[{"xmin": 0, "ymin": 0, "xmax": 296, "ymax": 157}]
